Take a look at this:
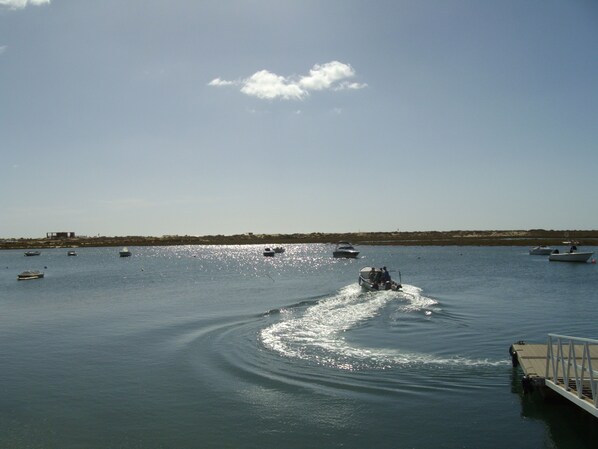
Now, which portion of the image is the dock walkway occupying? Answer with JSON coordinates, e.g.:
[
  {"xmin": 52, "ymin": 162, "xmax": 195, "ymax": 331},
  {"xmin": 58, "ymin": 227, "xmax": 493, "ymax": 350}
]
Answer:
[{"xmin": 510, "ymin": 334, "xmax": 598, "ymax": 418}]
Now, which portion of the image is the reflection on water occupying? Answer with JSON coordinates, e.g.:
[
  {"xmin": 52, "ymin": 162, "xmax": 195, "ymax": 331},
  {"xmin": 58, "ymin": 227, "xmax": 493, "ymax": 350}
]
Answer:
[{"xmin": 510, "ymin": 370, "xmax": 598, "ymax": 449}]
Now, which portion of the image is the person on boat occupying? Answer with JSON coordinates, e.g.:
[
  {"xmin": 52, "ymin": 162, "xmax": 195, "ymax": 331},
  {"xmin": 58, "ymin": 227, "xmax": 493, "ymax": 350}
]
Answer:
[
  {"xmin": 368, "ymin": 267, "xmax": 382, "ymax": 289},
  {"xmin": 380, "ymin": 267, "xmax": 392, "ymax": 289},
  {"xmin": 369, "ymin": 267, "xmax": 377, "ymax": 281},
  {"xmin": 381, "ymin": 267, "xmax": 391, "ymax": 283}
]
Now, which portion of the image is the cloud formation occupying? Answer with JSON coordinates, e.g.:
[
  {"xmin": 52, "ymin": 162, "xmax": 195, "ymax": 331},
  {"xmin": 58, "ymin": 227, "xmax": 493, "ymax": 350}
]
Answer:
[
  {"xmin": 0, "ymin": 0, "xmax": 49, "ymax": 9},
  {"xmin": 209, "ymin": 61, "xmax": 366, "ymax": 100},
  {"xmin": 207, "ymin": 78, "xmax": 234, "ymax": 87}
]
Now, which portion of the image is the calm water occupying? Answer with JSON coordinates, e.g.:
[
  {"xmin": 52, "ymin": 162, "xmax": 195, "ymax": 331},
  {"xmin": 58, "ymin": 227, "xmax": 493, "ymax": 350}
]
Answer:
[{"xmin": 1, "ymin": 244, "xmax": 597, "ymax": 449}]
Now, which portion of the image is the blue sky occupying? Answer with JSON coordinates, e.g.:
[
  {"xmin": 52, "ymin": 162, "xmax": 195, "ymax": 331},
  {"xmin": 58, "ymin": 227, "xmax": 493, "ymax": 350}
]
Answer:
[{"xmin": 1, "ymin": 0, "xmax": 597, "ymax": 238}]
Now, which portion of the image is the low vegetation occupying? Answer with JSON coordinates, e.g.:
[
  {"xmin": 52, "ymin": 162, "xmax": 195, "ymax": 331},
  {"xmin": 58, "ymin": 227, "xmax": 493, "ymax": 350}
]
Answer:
[{"xmin": 2, "ymin": 230, "xmax": 597, "ymax": 250}]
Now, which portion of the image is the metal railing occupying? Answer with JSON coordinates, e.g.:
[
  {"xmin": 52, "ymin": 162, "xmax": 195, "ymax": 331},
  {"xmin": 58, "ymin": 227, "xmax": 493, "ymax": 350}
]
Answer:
[{"xmin": 545, "ymin": 334, "xmax": 598, "ymax": 409}]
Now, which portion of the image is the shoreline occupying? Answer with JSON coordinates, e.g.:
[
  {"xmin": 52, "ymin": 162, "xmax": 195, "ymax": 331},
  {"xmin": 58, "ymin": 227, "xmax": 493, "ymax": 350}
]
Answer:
[{"xmin": 2, "ymin": 230, "xmax": 598, "ymax": 250}]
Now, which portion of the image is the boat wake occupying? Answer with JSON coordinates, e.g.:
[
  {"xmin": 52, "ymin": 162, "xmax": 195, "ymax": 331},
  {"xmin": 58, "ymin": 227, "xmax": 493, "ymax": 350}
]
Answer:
[{"xmin": 260, "ymin": 284, "xmax": 505, "ymax": 371}]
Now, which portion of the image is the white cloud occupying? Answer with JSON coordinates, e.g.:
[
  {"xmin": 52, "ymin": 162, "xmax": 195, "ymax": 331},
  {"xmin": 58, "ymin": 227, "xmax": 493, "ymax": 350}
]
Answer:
[
  {"xmin": 338, "ymin": 81, "xmax": 368, "ymax": 90},
  {"xmin": 298, "ymin": 61, "xmax": 355, "ymax": 91},
  {"xmin": 210, "ymin": 61, "xmax": 366, "ymax": 101},
  {"xmin": 0, "ymin": 0, "xmax": 50, "ymax": 9},
  {"xmin": 240, "ymin": 70, "xmax": 305, "ymax": 100},
  {"xmin": 208, "ymin": 77, "xmax": 235, "ymax": 87}
]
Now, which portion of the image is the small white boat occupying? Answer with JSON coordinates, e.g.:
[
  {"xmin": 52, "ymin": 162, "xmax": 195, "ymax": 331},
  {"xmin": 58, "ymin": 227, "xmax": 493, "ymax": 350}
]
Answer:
[
  {"xmin": 529, "ymin": 245, "xmax": 554, "ymax": 255},
  {"xmin": 333, "ymin": 242, "xmax": 359, "ymax": 258},
  {"xmin": 548, "ymin": 245, "xmax": 593, "ymax": 263},
  {"xmin": 119, "ymin": 247, "xmax": 132, "ymax": 257},
  {"xmin": 18, "ymin": 270, "xmax": 44, "ymax": 280},
  {"xmin": 67, "ymin": 250, "xmax": 77, "ymax": 256},
  {"xmin": 358, "ymin": 266, "xmax": 402, "ymax": 291},
  {"xmin": 24, "ymin": 251, "xmax": 41, "ymax": 256},
  {"xmin": 263, "ymin": 248, "xmax": 275, "ymax": 257}
]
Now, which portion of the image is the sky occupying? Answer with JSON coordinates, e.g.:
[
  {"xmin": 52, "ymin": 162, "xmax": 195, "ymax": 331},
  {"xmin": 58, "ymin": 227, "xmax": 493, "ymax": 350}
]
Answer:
[{"xmin": 1, "ymin": 0, "xmax": 597, "ymax": 238}]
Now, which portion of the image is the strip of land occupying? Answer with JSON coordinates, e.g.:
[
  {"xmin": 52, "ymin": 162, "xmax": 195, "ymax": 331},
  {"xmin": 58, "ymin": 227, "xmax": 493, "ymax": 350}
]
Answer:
[{"xmin": 1, "ymin": 230, "xmax": 597, "ymax": 250}]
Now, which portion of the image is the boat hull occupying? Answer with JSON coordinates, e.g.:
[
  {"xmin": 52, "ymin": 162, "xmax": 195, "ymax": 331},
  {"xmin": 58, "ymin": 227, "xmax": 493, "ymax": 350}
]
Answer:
[
  {"xmin": 333, "ymin": 251, "xmax": 359, "ymax": 258},
  {"xmin": 548, "ymin": 252, "xmax": 593, "ymax": 263},
  {"xmin": 18, "ymin": 271, "xmax": 44, "ymax": 280},
  {"xmin": 359, "ymin": 276, "xmax": 401, "ymax": 291}
]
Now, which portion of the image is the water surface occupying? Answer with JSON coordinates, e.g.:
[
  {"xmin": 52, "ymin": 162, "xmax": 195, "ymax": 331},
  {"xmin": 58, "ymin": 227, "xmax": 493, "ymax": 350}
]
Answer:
[{"xmin": 1, "ymin": 245, "xmax": 596, "ymax": 448}]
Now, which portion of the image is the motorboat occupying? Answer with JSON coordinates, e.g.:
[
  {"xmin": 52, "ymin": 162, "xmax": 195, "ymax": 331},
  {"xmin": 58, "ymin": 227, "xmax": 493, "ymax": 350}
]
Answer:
[
  {"xmin": 17, "ymin": 270, "xmax": 44, "ymax": 280},
  {"xmin": 24, "ymin": 251, "xmax": 41, "ymax": 256},
  {"xmin": 548, "ymin": 245, "xmax": 593, "ymax": 263},
  {"xmin": 529, "ymin": 245, "xmax": 554, "ymax": 255},
  {"xmin": 358, "ymin": 266, "xmax": 402, "ymax": 291},
  {"xmin": 67, "ymin": 250, "xmax": 77, "ymax": 256},
  {"xmin": 273, "ymin": 247, "xmax": 285, "ymax": 253},
  {"xmin": 119, "ymin": 247, "xmax": 132, "ymax": 257},
  {"xmin": 333, "ymin": 242, "xmax": 359, "ymax": 258},
  {"xmin": 263, "ymin": 248, "xmax": 275, "ymax": 257},
  {"xmin": 549, "ymin": 251, "xmax": 593, "ymax": 262}
]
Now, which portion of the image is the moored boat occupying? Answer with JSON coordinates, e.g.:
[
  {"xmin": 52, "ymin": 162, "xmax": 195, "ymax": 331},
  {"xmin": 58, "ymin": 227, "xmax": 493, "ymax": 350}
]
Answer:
[
  {"xmin": 67, "ymin": 250, "xmax": 77, "ymax": 256},
  {"xmin": 17, "ymin": 270, "xmax": 44, "ymax": 280},
  {"xmin": 548, "ymin": 250, "xmax": 593, "ymax": 263},
  {"xmin": 263, "ymin": 248, "xmax": 275, "ymax": 257},
  {"xmin": 529, "ymin": 245, "xmax": 554, "ymax": 255},
  {"xmin": 358, "ymin": 266, "xmax": 402, "ymax": 291},
  {"xmin": 333, "ymin": 242, "xmax": 359, "ymax": 258},
  {"xmin": 119, "ymin": 247, "xmax": 132, "ymax": 257},
  {"xmin": 273, "ymin": 247, "xmax": 285, "ymax": 253},
  {"xmin": 24, "ymin": 251, "xmax": 41, "ymax": 256}
]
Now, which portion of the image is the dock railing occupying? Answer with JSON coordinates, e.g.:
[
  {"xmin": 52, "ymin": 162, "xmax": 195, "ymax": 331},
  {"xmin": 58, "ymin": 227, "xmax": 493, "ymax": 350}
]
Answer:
[{"xmin": 545, "ymin": 334, "xmax": 598, "ymax": 414}]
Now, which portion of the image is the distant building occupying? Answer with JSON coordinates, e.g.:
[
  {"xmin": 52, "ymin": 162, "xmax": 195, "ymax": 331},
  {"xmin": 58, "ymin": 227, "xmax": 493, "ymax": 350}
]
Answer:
[{"xmin": 47, "ymin": 232, "xmax": 76, "ymax": 239}]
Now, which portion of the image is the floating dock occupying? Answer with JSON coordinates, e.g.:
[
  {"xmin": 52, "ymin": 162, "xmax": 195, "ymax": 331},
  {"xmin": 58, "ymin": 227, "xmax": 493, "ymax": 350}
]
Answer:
[{"xmin": 510, "ymin": 334, "xmax": 598, "ymax": 418}]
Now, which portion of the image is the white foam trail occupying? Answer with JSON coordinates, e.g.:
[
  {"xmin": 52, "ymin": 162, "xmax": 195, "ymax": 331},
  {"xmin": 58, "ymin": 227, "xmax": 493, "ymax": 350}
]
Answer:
[
  {"xmin": 398, "ymin": 284, "xmax": 439, "ymax": 312},
  {"xmin": 260, "ymin": 284, "xmax": 505, "ymax": 370}
]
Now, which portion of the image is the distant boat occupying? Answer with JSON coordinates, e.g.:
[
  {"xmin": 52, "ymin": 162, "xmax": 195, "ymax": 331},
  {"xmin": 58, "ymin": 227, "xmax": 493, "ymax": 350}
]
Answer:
[
  {"xmin": 119, "ymin": 247, "xmax": 132, "ymax": 257},
  {"xmin": 263, "ymin": 248, "xmax": 275, "ymax": 257},
  {"xmin": 529, "ymin": 245, "xmax": 554, "ymax": 255},
  {"xmin": 333, "ymin": 242, "xmax": 359, "ymax": 258},
  {"xmin": 548, "ymin": 245, "xmax": 593, "ymax": 263},
  {"xmin": 273, "ymin": 247, "xmax": 285, "ymax": 253},
  {"xmin": 67, "ymin": 250, "xmax": 77, "ymax": 256},
  {"xmin": 17, "ymin": 270, "xmax": 44, "ymax": 280},
  {"xmin": 24, "ymin": 251, "xmax": 41, "ymax": 256}
]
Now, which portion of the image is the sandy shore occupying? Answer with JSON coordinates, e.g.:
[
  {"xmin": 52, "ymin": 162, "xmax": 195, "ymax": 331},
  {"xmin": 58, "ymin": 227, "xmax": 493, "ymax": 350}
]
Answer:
[{"xmin": 2, "ymin": 230, "xmax": 598, "ymax": 250}]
